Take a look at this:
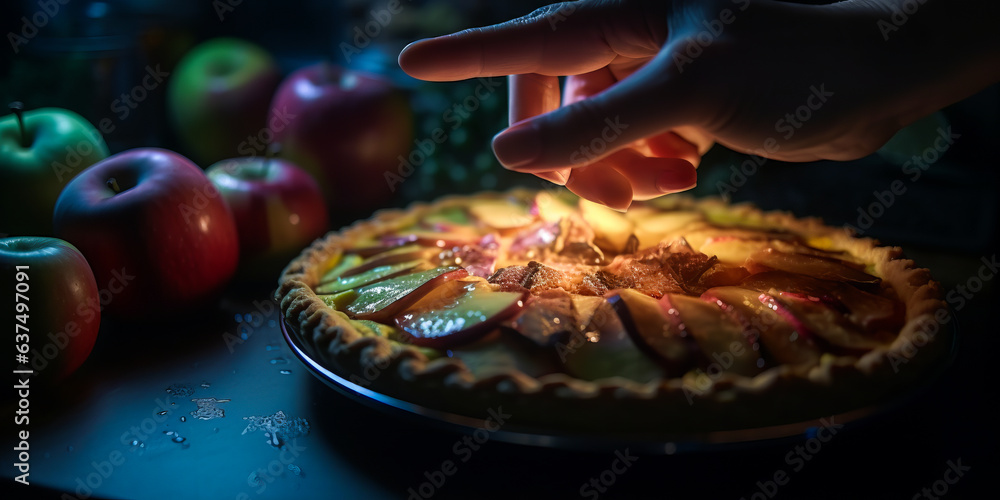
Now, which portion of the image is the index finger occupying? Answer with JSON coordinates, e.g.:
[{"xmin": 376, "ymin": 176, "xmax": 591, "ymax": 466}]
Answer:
[{"xmin": 398, "ymin": 1, "xmax": 653, "ymax": 81}]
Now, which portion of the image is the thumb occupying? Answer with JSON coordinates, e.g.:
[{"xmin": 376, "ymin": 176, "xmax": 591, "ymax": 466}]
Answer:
[{"xmin": 491, "ymin": 50, "xmax": 691, "ymax": 171}]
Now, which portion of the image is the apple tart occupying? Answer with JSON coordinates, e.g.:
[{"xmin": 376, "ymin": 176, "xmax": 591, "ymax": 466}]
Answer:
[{"xmin": 276, "ymin": 189, "xmax": 951, "ymax": 433}]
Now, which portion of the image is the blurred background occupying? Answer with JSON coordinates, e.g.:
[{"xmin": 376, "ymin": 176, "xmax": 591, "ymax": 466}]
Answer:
[
  {"xmin": 1, "ymin": 0, "xmax": 996, "ymax": 253},
  {"xmin": 1, "ymin": 1, "xmax": 998, "ymax": 499}
]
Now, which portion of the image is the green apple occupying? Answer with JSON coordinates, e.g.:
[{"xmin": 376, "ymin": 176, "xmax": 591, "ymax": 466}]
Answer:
[
  {"xmin": 0, "ymin": 103, "xmax": 109, "ymax": 235},
  {"xmin": 167, "ymin": 38, "xmax": 281, "ymax": 166}
]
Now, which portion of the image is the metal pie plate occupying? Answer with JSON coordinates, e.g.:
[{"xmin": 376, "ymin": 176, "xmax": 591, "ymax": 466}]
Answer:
[{"xmin": 281, "ymin": 313, "xmax": 957, "ymax": 454}]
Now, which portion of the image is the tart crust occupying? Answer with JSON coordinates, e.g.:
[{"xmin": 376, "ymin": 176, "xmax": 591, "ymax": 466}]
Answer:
[{"xmin": 276, "ymin": 190, "xmax": 951, "ymax": 433}]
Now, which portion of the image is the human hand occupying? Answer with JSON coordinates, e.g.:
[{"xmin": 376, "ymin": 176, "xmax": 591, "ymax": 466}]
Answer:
[{"xmin": 399, "ymin": 0, "xmax": 1000, "ymax": 209}]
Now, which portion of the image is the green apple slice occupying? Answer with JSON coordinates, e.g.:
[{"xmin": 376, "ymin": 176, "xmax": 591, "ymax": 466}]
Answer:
[
  {"xmin": 395, "ymin": 281, "xmax": 527, "ymax": 348},
  {"xmin": 318, "ymin": 253, "xmax": 364, "ymax": 284},
  {"xmin": 315, "ymin": 259, "xmax": 424, "ymax": 294},
  {"xmin": 319, "ymin": 289, "xmax": 359, "ymax": 309},
  {"xmin": 346, "ymin": 266, "xmax": 468, "ymax": 321},
  {"xmin": 340, "ymin": 244, "xmax": 438, "ymax": 278}
]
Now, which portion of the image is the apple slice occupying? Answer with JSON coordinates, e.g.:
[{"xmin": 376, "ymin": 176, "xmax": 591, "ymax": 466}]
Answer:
[
  {"xmin": 468, "ymin": 198, "xmax": 536, "ymax": 230},
  {"xmin": 746, "ymin": 248, "xmax": 880, "ymax": 285},
  {"xmin": 661, "ymin": 294, "xmax": 764, "ymax": 376},
  {"xmin": 632, "ymin": 211, "xmax": 704, "ymax": 248},
  {"xmin": 578, "ymin": 199, "xmax": 635, "ymax": 254},
  {"xmin": 607, "ymin": 289, "xmax": 700, "ymax": 375},
  {"xmin": 315, "ymin": 259, "xmax": 425, "ymax": 294},
  {"xmin": 346, "ymin": 266, "xmax": 468, "ymax": 321},
  {"xmin": 741, "ymin": 271, "xmax": 903, "ymax": 331},
  {"xmin": 339, "ymin": 244, "xmax": 439, "ymax": 278},
  {"xmin": 699, "ymin": 236, "xmax": 770, "ymax": 266},
  {"xmin": 506, "ymin": 288, "xmax": 575, "ymax": 347},
  {"xmin": 531, "ymin": 190, "xmax": 577, "ymax": 223},
  {"xmin": 561, "ymin": 294, "xmax": 664, "ymax": 383},
  {"xmin": 701, "ymin": 286, "xmax": 821, "ymax": 367},
  {"xmin": 757, "ymin": 291, "xmax": 892, "ymax": 352},
  {"xmin": 380, "ymin": 225, "xmax": 484, "ymax": 249},
  {"xmin": 318, "ymin": 253, "xmax": 364, "ymax": 284},
  {"xmin": 446, "ymin": 330, "xmax": 559, "ymax": 379},
  {"xmin": 319, "ymin": 289, "xmax": 359, "ymax": 309},
  {"xmin": 394, "ymin": 280, "xmax": 526, "ymax": 348}
]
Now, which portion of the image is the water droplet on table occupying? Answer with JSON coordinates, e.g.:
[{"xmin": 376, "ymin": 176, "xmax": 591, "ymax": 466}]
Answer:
[
  {"xmin": 179, "ymin": 416, "xmax": 186, "ymax": 422},
  {"xmin": 269, "ymin": 357, "xmax": 289, "ymax": 365},
  {"xmin": 279, "ymin": 369, "xmax": 292, "ymax": 375}
]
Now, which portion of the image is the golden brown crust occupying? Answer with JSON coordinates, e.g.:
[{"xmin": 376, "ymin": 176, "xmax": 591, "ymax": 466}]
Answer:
[{"xmin": 275, "ymin": 190, "xmax": 952, "ymax": 432}]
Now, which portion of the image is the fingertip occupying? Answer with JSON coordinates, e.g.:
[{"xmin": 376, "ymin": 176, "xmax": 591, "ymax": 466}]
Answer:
[
  {"xmin": 397, "ymin": 37, "xmax": 471, "ymax": 81},
  {"xmin": 655, "ymin": 159, "xmax": 697, "ymax": 193},
  {"xmin": 492, "ymin": 121, "xmax": 542, "ymax": 170}
]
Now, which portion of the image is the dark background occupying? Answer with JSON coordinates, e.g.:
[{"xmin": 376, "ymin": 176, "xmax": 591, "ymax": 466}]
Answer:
[{"xmin": 2, "ymin": 0, "xmax": 998, "ymax": 498}]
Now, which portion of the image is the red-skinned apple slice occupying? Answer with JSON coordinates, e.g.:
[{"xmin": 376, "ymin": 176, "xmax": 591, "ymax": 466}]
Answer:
[
  {"xmin": 562, "ymin": 294, "xmax": 664, "ymax": 383},
  {"xmin": 346, "ymin": 266, "xmax": 468, "ymax": 321},
  {"xmin": 701, "ymin": 286, "xmax": 821, "ymax": 367},
  {"xmin": 757, "ymin": 291, "xmax": 893, "ymax": 352},
  {"xmin": 746, "ymin": 248, "xmax": 880, "ymax": 285},
  {"xmin": 661, "ymin": 294, "xmax": 764, "ymax": 376},
  {"xmin": 741, "ymin": 271, "xmax": 903, "ymax": 331},
  {"xmin": 607, "ymin": 289, "xmax": 700, "ymax": 375},
  {"xmin": 394, "ymin": 280, "xmax": 526, "ymax": 349}
]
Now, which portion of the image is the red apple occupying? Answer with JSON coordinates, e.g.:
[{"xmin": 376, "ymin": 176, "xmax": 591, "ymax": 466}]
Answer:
[
  {"xmin": 52, "ymin": 148, "xmax": 239, "ymax": 319},
  {"xmin": 167, "ymin": 37, "xmax": 282, "ymax": 165},
  {"xmin": 1, "ymin": 236, "xmax": 100, "ymax": 383},
  {"xmin": 206, "ymin": 156, "xmax": 328, "ymax": 277},
  {"xmin": 269, "ymin": 62, "xmax": 413, "ymax": 212}
]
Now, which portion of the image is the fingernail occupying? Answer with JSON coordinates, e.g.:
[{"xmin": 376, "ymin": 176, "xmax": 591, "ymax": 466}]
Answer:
[
  {"xmin": 492, "ymin": 121, "xmax": 541, "ymax": 169},
  {"xmin": 656, "ymin": 167, "xmax": 697, "ymax": 193}
]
